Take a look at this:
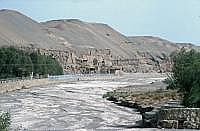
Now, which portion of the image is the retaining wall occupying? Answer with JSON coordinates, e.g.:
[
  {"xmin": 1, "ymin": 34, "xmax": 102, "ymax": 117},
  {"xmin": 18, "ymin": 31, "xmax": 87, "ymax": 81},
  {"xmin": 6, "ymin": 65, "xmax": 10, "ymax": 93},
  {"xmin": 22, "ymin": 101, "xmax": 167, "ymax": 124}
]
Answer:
[{"xmin": 158, "ymin": 108, "xmax": 200, "ymax": 129}]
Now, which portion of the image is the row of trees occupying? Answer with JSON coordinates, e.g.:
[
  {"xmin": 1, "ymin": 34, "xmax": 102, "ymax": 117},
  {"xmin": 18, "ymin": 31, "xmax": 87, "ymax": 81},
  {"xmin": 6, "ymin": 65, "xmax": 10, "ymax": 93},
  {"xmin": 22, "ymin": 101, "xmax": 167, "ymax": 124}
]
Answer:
[
  {"xmin": 0, "ymin": 47, "xmax": 63, "ymax": 79},
  {"xmin": 166, "ymin": 49, "xmax": 200, "ymax": 107}
]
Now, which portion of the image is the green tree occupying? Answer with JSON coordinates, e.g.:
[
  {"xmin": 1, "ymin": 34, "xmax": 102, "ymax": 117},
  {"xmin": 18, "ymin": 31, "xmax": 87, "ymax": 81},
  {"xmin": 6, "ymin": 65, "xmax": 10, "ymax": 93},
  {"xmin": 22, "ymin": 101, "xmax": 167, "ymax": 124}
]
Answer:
[
  {"xmin": 167, "ymin": 49, "xmax": 200, "ymax": 107},
  {"xmin": 30, "ymin": 52, "xmax": 63, "ymax": 76}
]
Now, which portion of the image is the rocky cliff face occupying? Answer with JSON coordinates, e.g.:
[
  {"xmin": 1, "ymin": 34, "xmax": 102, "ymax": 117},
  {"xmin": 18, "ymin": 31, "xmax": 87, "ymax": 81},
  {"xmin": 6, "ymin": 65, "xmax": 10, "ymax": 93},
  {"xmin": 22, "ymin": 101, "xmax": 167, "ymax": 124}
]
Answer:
[{"xmin": 0, "ymin": 9, "xmax": 199, "ymax": 73}]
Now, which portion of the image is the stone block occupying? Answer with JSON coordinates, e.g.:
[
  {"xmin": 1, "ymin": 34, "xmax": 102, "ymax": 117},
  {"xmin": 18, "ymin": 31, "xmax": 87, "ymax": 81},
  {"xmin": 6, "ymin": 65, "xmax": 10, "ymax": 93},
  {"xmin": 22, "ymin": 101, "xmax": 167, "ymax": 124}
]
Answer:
[
  {"xmin": 158, "ymin": 120, "xmax": 178, "ymax": 129},
  {"xmin": 183, "ymin": 121, "xmax": 200, "ymax": 129}
]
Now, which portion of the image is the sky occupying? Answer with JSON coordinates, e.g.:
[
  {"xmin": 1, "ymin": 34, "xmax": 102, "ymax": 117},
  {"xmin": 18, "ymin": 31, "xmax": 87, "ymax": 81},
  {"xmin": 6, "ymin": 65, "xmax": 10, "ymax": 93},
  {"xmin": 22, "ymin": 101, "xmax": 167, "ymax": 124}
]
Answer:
[{"xmin": 0, "ymin": 0, "xmax": 200, "ymax": 44}]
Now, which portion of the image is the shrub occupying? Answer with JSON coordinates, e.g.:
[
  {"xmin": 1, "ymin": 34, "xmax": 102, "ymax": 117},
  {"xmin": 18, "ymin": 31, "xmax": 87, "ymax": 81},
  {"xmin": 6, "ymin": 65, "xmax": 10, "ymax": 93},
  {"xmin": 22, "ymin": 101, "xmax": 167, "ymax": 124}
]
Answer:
[{"xmin": 0, "ymin": 112, "xmax": 11, "ymax": 131}]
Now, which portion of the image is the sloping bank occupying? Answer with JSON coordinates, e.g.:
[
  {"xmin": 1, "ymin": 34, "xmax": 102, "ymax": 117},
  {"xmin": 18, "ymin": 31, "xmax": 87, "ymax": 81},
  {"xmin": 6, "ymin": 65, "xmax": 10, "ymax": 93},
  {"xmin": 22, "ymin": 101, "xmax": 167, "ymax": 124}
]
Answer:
[
  {"xmin": 0, "ymin": 79, "xmax": 65, "ymax": 94},
  {"xmin": 0, "ymin": 74, "xmax": 119, "ymax": 94},
  {"xmin": 103, "ymin": 88, "xmax": 200, "ymax": 129}
]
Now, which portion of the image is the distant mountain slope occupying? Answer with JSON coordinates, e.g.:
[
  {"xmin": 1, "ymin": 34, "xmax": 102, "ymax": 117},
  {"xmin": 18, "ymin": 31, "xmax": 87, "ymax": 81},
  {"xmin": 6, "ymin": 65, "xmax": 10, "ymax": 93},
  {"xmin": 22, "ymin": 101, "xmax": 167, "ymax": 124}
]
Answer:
[
  {"xmin": 0, "ymin": 9, "xmax": 199, "ymax": 73},
  {"xmin": 0, "ymin": 9, "xmax": 65, "ymax": 49},
  {"xmin": 128, "ymin": 36, "xmax": 179, "ymax": 56},
  {"xmin": 0, "ymin": 9, "xmax": 196, "ymax": 57},
  {"xmin": 41, "ymin": 19, "xmax": 133, "ymax": 58},
  {"xmin": 128, "ymin": 36, "xmax": 200, "ymax": 55}
]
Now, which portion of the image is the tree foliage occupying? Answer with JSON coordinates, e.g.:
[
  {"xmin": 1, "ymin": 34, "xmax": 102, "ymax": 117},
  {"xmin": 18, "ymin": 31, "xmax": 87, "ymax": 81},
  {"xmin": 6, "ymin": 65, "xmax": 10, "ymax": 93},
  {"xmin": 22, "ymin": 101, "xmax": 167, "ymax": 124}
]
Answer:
[
  {"xmin": 30, "ymin": 52, "xmax": 63, "ymax": 76},
  {"xmin": 0, "ymin": 47, "xmax": 63, "ymax": 79},
  {"xmin": 167, "ymin": 49, "xmax": 200, "ymax": 107}
]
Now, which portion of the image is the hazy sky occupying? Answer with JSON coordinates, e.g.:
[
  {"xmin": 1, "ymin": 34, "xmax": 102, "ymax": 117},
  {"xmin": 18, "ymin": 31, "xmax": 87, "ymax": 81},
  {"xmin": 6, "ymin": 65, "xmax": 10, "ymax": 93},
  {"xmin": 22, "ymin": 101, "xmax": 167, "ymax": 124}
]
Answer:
[{"xmin": 0, "ymin": 0, "xmax": 200, "ymax": 44}]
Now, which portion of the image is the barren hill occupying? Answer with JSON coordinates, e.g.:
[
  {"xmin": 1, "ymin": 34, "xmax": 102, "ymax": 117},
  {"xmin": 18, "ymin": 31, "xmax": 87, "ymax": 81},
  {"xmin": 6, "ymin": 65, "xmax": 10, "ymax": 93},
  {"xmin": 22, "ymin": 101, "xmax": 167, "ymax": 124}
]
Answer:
[
  {"xmin": 128, "ymin": 36, "xmax": 179, "ymax": 56},
  {"xmin": 41, "ymin": 19, "xmax": 133, "ymax": 58},
  {"xmin": 128, "ymin": 36, "xmax": 199, "ymax": 53},
  {"xmin": 0, "ymin": 9, "xmax": 198, "ymax": 73},
  {"xmin": 0, "ymin": 9, "xmax": 65, "ymax": 50}
]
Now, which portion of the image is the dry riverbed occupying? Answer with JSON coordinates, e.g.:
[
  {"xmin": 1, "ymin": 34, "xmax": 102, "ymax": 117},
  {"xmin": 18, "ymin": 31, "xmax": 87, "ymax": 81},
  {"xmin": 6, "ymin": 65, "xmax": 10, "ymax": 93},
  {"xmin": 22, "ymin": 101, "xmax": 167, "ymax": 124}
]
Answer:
[{"xmin": 0, "ymin": 73, "xmax": 174, "ymax": 130}]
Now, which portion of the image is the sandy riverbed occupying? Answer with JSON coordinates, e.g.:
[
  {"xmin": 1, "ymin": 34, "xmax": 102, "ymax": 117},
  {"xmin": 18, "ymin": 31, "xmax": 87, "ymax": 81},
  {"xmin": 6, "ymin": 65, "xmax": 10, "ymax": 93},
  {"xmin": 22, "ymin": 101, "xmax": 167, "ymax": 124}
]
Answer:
[{"xmin": 0, "ymin": 73, "xmax": 169, "ymax": 130}]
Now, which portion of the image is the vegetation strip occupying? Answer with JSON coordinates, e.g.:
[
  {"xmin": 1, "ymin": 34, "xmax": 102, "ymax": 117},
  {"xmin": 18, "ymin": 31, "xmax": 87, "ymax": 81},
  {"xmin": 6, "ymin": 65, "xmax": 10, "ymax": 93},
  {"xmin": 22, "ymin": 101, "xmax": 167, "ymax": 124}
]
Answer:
[{"xmin": 0, "ymin": 47, "xmax": 63, "ymax": 79}]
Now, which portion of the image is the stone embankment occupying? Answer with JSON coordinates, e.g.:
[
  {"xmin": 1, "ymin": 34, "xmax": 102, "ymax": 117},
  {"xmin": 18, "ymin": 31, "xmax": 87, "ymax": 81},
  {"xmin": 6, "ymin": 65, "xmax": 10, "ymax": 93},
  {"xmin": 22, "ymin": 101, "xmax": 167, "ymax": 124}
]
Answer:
[
  {"xmin": 143, "ymin": 104, "xmax": 200, "ymax": 129},
  {"xmin": 157, "ymin": 108, "xmax": 200, "ymax": 129}
]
